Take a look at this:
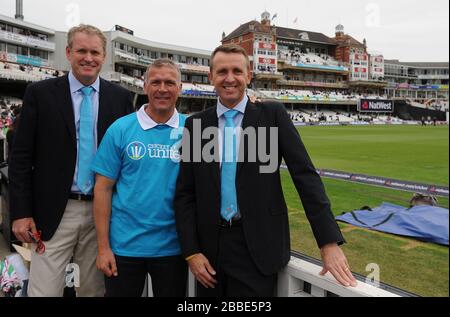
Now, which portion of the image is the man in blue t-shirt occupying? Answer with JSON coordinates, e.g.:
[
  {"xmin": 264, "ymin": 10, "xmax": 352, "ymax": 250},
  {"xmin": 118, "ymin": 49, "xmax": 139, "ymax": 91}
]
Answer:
[{"xmin": 92, "ymin": 59, "xmax": 187, "ymax": 297}]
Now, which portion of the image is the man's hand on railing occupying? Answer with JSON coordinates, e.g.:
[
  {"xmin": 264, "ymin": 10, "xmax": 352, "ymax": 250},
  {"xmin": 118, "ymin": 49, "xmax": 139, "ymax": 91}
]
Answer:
[
  {"xmin": 319, "ymin": 243, "xmax": 358, "ymax": 287},
  {"xmin": 12, "ymin": 217, "xmax": 37, "ymax": 243},
  {"xmin": 187, "ymin": 253, "xmax": 217, "ymax": 289}
]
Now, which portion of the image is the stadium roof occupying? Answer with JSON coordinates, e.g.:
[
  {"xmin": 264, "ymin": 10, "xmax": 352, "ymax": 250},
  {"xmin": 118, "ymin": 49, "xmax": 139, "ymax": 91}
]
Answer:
[
  {"xmin": 0, "ymin": 13, "xmax": 55, "ymax": 35},
  {"xmin": 385, "ymin": 60, "xmax": 449, "ymax": 68},
  {"xmin": 108, "ymin": 31, "xmax": 212, "ymax": 58},
  {"xmin": 222, "ymin": 20, "xmax": 336, "ymax": 45},
  {"xmin": 332, "ymin": 34, "xmax": 365, "ymax": 48},
  {"xmin": 276, "ymin": 26, "xmax": 336, "ymax": 45}
]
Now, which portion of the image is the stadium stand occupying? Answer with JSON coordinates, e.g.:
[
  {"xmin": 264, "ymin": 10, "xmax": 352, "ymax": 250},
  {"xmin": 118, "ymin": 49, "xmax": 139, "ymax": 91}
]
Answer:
[
  {"xmin": 0, "ymin": 61, "xmax": 63, "ymax": 83},
  {"xmin": 278, "ymin": 49, "xmax": 341, "ymax": 68}
]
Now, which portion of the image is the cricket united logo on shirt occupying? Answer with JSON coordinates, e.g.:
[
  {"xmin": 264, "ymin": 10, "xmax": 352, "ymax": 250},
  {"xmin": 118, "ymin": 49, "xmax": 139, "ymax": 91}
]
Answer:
[{"xmin": 127, "ymin": 142, "xmax": 147, "ymax": 161}]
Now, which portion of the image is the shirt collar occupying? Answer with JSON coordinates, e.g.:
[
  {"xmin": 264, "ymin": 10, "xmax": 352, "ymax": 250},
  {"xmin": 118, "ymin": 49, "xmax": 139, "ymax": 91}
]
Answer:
[
  {"xmin": 68, "ymin": 71, "xmax": 100, "ymax": 94},
  {"xmin": 216, "ymin": 94, "xmax": 248, "ymax": 119},
  {"xmin": 137, "ymin": 104, "xmax": 180, "ymax": 130}
]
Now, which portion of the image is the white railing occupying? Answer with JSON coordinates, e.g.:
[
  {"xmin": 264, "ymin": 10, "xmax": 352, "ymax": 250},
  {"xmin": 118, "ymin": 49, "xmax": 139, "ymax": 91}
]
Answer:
[
  {"xmin": 144, "ymin": 255, "xmax": 403, "ymax": 297},
  {"xmin": 277, "ymin": 256, "xmax": 399, "ymax": 297}
]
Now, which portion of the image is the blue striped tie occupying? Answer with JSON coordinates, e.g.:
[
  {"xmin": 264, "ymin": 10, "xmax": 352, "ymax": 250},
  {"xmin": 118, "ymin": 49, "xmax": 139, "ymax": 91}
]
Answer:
[
  {"xmin": 77, "ymin": 86, "xmax": 95, "ymax": 194},
  {"xmin": 221, "ymin": 109, "xmax": 239, "ymax": 221}
]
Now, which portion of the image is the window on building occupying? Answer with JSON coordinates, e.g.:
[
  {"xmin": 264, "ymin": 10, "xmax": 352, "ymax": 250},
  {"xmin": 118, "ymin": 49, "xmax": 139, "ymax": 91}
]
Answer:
[
  {"xmin": 0, "ymin": 23, "xmax": 6, "ymax": 31},
  {"xmin": 0, "ymin": 42, "xmax": 5, "ymax": 52},
  {"xmin": 30, "ymin": 48, "xmax": 48, "ymax": 60},
  {"xmin": 12, "ymin": 26, "xmax": 24, "ymax": 35},
  {"xmin": 29, "ymin": 48, "xmax": 40, "ymax": 58},
  {"xmin": 7, "ymin": 43, "xmax": 18, "ymax": 54},
  {"xmin": 36, "ymin": 33, "xmax": 48, "ymax": 41}
]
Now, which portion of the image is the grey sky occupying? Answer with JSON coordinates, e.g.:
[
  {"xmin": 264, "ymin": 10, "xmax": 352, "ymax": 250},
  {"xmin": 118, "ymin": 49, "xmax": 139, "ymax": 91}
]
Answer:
[{"xmin": 1, "ymin": 0, "xmax": 448, "ymax": 62}]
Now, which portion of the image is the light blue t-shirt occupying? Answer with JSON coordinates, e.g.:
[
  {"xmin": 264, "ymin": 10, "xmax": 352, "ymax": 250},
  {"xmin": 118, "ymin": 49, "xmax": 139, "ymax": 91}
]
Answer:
[{"xmin": 92, "ymin": 107, "xmax": 186, "ymax": 258}]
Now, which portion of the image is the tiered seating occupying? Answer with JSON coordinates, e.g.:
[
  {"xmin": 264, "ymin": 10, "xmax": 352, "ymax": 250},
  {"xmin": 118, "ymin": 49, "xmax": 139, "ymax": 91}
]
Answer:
[
  {"xmin": 195, "ymin": 84, "xmax": 215, "ymax": 92},
  {"xmin": 178, "ymin": 63, "xmax": 209, "ymax": 74},
  {"xmin": 0, "ymin": 61, "xmax": 63, "ymax": 82},
  {"xmin": 114, "ymin": 50, "xmax": 209, "ymax": 73},
  {"xmin": 182, "ymin": 83, "xmax": 198, "ymax": 91},
  {"xmin": 119, "ymin": 74, "xmax": 144, "ymax": 88},
  {"xmin": 407, "ymin": 99, "xmax": 448, "ymax": 112},
  {"xmin": 279, "ymin": 50, "xmax": 341, "ymax": 67}
]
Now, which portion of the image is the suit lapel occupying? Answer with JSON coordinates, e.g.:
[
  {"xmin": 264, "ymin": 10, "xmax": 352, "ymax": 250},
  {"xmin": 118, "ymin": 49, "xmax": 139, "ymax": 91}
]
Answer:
[
  {"xmin": 203, "ymin": 107, "xmax": 221, "ymax": 193},
  {"xmin": 237, "ymin": 101, "xmax": 261, "ymax": 176},
  {"xmin": 55, "ymin": 75, "xmax": 76, "ymax": 149},
  {"xmin": 97, "ymin": 78, "xmax": 111, "ymax": 145}
]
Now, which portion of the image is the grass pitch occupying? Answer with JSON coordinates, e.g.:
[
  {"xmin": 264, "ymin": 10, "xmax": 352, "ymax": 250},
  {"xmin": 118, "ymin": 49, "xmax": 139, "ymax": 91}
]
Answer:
[
  {"xmin": 297, "ymin": 125, "xmax": 449, "ymax": 186},
  {"xmin": 283, "ymin": 124, "xmax": 449, "ymax": 297}
]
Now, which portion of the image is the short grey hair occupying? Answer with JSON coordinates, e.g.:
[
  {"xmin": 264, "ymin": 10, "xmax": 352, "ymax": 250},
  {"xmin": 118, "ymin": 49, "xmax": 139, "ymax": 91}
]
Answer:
[
  {"xmin": 67, "ymin": 24, "xmax": 107, "ymax": 54},
  {"xmin": 144, "ymin": 58, "xmax": 182, "ymax": 85}
]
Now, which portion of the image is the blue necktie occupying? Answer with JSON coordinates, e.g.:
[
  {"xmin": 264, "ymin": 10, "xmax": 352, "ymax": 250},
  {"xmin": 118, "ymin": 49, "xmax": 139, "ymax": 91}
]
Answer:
[
  {"xmin": 77, "ymin": 86, "xmax": 95, "ymax": 194},
  {"xmin": 221, "ymin": 109, "xmax": 239, "ymax": 221}
]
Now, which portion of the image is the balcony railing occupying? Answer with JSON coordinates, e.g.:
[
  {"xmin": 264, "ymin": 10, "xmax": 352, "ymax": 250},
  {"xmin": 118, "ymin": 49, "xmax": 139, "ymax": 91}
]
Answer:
[
  {"xmin": 143, "ymin": 252, "xmax": 412, "ymax": 297},
  {"xmin": 0, "ymin": 30, "xmax": 55, "ymax": 51}
]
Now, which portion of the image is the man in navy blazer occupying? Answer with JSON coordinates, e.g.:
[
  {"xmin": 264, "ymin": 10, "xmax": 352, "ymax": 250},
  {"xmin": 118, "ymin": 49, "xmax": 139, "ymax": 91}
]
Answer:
[
  {"xmin": 9, "ymin": 24, "xmax": 133, "ymax": 297},
  {"xmin": 174, "ymin": 44, "xmax": 357, "ymax": 297}
]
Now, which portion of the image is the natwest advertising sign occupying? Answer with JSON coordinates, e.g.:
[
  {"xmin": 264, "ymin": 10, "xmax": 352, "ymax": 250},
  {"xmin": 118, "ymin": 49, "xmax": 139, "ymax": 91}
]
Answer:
[
  {"xmin": 258, "ymin": 57, "xmax": 276, "ymax": 65},
  {"xmin": 358, "ymin": 99, "xmax": 394, "ymax": 113}
]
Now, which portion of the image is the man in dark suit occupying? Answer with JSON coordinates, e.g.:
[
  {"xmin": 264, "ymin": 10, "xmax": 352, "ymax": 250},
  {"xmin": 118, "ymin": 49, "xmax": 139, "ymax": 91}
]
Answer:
[
  {"xmin": 9, "ymin": 24, "xmax": 134, "ymax": 297},
  {"xmin": 174, "ymin": 44, "xmax": 357, "ymax": 297}
]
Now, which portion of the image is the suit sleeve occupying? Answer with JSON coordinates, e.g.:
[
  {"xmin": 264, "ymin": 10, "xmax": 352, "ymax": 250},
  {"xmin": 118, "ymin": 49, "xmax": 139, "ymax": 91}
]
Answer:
[
  {"xmin": 174, "ymin": 117, "xmax": 200, "ymax": 258},
  {"xmin": 124, "ymin": 89, "xmax": 135, "ymax": 114},
  {"xmin": 276, "ymin": 104, "xmax": 345, "ymax": 248},
  {"xmin": 8, "ymin": 84, "xmax": 38, "ymax": 221}
]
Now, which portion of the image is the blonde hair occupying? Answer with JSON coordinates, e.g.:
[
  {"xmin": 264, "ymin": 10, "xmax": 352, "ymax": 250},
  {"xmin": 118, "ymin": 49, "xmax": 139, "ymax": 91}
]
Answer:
[{"xmin": 67, "ymin": 24, "xmax": 107, "ymax": 53}]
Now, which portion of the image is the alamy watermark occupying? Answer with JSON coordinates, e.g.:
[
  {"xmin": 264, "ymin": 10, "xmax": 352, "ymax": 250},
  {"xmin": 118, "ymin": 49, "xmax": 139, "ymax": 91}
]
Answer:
[
  {"xmin": 169, "ymin": 119, "xmax": 280, "ymax": 174},
  {"xmin": 65, "ymin": 263, "xmax": 80, "ymax": 288},
  {"xmin": 65, "ymin": 3, "xmax": 81, "ymax": 28},
  {"xmin": 365, "ymin": 3, "xmax": 381, "ymax": 28},
  {"xmin": 365, "ymin": 263, "xmax": 381, "ymax": 288}
]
